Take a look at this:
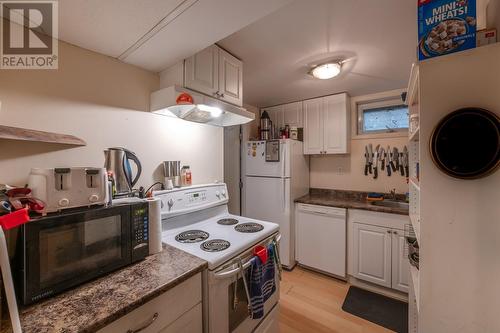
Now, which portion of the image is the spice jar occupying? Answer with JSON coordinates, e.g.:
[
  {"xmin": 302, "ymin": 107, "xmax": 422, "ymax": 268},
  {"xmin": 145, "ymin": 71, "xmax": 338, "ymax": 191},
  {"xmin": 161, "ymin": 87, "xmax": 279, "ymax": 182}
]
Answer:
[{"xmin": 181, "ymin": 165, "xmax": 192, "ymax": 186}]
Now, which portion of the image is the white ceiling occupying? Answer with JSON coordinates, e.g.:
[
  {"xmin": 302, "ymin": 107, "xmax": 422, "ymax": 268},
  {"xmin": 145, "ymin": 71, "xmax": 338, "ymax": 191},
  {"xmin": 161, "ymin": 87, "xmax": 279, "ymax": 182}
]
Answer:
[
  {"xmin": 218, "ymin": 0, "xmax": 418, "ymax": 107},
  {"xmin": 57, "ymin": 0, "xmax": 291, "ymax": 72}
]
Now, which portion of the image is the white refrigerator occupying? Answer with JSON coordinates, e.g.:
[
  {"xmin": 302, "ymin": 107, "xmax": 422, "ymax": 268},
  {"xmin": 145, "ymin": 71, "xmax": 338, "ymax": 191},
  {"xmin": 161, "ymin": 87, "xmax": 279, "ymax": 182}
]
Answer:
[{"xmin": 242, "ymin": 139, "xmax": 309, "ymax": 269}]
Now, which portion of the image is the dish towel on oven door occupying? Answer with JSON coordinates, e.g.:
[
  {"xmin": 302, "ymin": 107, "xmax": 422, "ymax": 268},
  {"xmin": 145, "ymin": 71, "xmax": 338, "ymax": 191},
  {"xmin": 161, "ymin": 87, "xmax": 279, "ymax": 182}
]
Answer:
[{"xmin": 247, "ymin": 244, "xmax": 276, "ymax": 319}]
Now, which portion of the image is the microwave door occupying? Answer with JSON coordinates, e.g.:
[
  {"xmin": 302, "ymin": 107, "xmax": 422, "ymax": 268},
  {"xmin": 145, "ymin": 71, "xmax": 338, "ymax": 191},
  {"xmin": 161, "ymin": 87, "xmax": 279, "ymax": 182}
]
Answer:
[{"xmin": 23, "ymin": 207, "xmax": 132, "ymax": 305}]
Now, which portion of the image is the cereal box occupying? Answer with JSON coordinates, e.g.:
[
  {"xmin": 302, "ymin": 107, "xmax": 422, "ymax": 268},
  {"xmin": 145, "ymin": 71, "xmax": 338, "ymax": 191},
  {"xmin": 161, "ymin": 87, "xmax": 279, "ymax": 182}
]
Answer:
[{"xmin": 418, "ymin": 0, "xmax": 477, "ymax": 60}]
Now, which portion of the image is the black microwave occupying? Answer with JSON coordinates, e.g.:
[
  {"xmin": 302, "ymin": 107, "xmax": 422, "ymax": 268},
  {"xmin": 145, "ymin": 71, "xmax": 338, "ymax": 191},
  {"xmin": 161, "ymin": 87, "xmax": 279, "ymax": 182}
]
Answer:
[{"xmin": 6, "ymin": 201, "xmax": 149, "ymax": 305}]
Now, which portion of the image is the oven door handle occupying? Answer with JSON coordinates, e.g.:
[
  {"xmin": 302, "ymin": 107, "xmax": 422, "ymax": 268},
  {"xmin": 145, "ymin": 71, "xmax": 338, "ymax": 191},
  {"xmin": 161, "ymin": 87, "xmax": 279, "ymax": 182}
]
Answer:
[{"xmin": 214, "ymin": 259, "xmax": 252, "ymax": 280}]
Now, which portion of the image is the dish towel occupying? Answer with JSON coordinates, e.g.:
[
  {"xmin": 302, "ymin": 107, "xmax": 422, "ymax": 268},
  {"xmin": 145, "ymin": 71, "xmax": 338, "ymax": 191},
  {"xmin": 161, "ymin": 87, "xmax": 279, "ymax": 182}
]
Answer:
[{"xmin": 247, "ymin": 244, "xmax": 276, "ymax": 319}]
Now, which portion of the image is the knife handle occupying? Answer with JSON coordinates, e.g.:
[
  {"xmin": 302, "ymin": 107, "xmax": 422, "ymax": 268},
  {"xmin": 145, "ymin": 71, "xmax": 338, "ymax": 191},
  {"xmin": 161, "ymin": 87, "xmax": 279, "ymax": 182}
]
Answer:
[
  {"xmin": 400, "ymin": 165, "xmax": 404, "ymax": 176},
  {"xmin": 390, "ymin": 161, "xmax": 396, "ymax": 172},
  {"xmin": 381, "ymin": 162, "xmax": 385, "ymax": 171},
  {"xmin": 369, "ymin": 164, "xmax": 373, "ymax": 174},
  {"xmin": 364, "ymin": 164, "xmax": 369, "ymax": 176},
  {"xmin": 373, "ymin": 167, "xmax": 378, "ymax": 179},
  {"xmin": 387, "ymin": 164, "xmax": 392, "ymax": 176},
  {"xmin": 405, "ymin": 166, "xmax": 409, "ymax": 178}
]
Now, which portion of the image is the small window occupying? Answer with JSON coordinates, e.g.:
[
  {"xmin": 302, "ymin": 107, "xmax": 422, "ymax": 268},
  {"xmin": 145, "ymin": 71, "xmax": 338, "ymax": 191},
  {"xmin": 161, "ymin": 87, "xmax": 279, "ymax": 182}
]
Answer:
[{"xmin": 358, "ymin": 99, "xmax": 409, "ymax": 135}]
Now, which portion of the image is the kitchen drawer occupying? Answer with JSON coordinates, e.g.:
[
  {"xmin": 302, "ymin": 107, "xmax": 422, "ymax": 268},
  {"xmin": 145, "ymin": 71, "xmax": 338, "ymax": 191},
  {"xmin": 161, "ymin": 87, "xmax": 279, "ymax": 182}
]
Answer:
[
  {"xmin": 97, "ymin": 273, "xmax": 201, "ymax": 333},
  {"xmin": 159, "ymin": 303, "xmax": 202, "ymax": 333},
  {"xmin": 348, "ymin": 209, "xmax": 408, "ymax": 230}
]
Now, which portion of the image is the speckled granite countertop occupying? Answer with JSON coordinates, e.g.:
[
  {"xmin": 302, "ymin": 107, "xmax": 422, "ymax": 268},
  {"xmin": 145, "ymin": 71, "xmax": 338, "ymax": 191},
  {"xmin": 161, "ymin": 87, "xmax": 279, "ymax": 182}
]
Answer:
[
  {"xmin": 1, "ymin": 244, "xmax": 207, "ymax": 333},
  {"xmin": 295, "ymin": 188, "xmax": 409, "ymax": 216}
]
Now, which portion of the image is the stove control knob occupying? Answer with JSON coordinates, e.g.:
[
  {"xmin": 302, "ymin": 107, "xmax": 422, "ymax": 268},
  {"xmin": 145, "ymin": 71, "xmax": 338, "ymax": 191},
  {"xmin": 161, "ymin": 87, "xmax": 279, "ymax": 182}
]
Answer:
[
  {"xmin": 89, "ymin": 194, "xmax": 99, "ymax": 203},
  {"xmin": 215, "ymin": 191, "xmax": 221, "ymax": 199},
  {"xmin": 167, "ymin": 199, "xmax": 174, "ymax": 208},
  {"xmin": 58, "ymin": 198, "xmax": 70, "ymax": 207},
  {"xmin": 221, "ymin": 190, "xmax": 227, "ymax": 198}
]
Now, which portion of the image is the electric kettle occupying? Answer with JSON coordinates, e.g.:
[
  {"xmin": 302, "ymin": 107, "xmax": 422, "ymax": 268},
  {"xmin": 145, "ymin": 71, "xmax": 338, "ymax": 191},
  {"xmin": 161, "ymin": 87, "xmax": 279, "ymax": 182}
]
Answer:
[{"xmin": 104, "ymin": 147, "xmax": 142, "ymax": 196}]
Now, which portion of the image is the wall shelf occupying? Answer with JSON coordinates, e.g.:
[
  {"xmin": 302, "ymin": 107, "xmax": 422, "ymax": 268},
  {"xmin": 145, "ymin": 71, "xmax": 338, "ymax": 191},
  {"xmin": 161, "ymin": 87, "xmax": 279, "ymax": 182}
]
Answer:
[
  {"xmin": 0, "ymin": 125, "xmax": 86, "ymax": 146},
  {"xmin": 410, "ymin": 264, "xmax": 420, "ymax": 313},
  {"xmin": 409, "ymin": 178, "xmax": 420, "ymax": 191},
  {"xmin": 410, "ymin": 213, "xmax": 421, "ymax": 243},
  {"xmin": 409, "ymin": 127, "xmax": 420, "ymax": 142}
]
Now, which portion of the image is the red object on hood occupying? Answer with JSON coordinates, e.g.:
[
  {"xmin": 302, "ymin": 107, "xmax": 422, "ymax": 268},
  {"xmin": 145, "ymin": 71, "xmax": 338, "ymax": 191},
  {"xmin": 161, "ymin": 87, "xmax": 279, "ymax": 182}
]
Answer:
[
  {"xmin": 0, "ymin": 209, "xmax": 30, "ymax": 230},
  {"xmin": 176, "ymin": 93, "xmax": 194, "ymax": 105}
]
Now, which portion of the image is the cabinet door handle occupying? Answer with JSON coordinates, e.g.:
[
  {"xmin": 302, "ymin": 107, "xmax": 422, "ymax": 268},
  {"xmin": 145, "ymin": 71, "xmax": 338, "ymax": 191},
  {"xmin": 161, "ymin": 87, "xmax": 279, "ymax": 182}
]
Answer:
[
  {"xmin": 387, "ymin": 230, "xmax": 392, "ymax": 234},
  {"xmin": 220, "ymin": 93, "xmax": 225, "ymax": 98},
  {"xmin": 126, "ymin": 313, "xmax": 159, "ymax": 333}
]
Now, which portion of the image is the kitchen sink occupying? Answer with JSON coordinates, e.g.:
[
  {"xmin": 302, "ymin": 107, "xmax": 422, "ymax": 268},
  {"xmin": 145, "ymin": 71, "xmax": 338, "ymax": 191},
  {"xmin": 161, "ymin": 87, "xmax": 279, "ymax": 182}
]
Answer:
[{"xmin": 371, "ymin": 200, "xmax": 409, "ymax": 209}]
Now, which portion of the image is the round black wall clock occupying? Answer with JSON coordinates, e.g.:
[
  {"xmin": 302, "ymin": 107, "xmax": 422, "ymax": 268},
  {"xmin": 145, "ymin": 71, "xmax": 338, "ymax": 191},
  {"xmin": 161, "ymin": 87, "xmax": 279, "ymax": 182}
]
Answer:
[{"xmin": 430, "ymin": 108, "xmax": 500, "ymax": 179}]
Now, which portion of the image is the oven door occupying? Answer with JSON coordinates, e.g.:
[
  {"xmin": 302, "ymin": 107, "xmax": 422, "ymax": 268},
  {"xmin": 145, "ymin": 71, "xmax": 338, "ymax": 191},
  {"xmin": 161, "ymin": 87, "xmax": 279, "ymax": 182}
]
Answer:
[
  {"xmin": 207, "ymin": 241, "xmax": 280, "ymax": 333},
  {"xmin": 23, "ymin": 206, "xmax": 131, "ymax": 304}
]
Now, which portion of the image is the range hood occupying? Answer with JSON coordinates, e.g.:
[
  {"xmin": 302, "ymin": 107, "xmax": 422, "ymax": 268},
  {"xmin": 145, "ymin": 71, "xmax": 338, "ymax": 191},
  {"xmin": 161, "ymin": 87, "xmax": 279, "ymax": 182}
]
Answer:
[{"xmin": 150, "ymin": 85, "xmax": 254, "ymax": 126}]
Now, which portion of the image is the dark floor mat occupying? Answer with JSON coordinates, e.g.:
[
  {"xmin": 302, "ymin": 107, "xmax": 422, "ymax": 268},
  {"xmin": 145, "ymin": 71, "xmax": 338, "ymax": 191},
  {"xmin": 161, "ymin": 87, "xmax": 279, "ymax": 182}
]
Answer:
[{"xmin": 342, "ymin": 286, "xmax": 408, "ymax": 333}]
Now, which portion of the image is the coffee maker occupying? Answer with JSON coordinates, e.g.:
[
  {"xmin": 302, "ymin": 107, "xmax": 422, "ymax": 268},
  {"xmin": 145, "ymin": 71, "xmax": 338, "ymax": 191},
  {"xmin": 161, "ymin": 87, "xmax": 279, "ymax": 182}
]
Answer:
[{"xmin": 260, "ymin": 110, "xmax": 272, "ymax": 140}]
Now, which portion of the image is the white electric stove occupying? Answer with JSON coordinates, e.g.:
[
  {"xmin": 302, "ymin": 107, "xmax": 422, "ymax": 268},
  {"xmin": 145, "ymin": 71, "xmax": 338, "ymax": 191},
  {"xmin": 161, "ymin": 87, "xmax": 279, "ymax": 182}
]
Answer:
[{"xmin": 154, "ymin": 183, "xmax": 281, "ymax": 333}]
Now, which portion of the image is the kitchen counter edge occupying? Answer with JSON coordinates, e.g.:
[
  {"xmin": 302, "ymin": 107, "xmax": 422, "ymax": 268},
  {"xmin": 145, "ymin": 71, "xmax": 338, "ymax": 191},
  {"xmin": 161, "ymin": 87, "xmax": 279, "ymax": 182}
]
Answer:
[
  {"xmin": 295, "ymin": 191, "xmax": 409, "ymax": 216},
  {"xmin": 2, "ymin": 244, "xmax": 207, "ymax": 333}
]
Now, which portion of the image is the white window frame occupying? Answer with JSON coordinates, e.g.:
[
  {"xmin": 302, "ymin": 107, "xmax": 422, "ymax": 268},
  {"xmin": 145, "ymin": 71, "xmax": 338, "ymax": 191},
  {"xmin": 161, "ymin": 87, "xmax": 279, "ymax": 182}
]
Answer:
[{"xmin": 357, "ymin": 98, "xmax": 409, "ymax": 137}]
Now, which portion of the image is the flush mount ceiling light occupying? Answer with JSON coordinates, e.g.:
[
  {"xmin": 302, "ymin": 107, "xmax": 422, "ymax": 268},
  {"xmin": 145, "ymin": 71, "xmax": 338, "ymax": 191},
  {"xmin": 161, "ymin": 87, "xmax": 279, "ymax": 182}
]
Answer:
[{"xmin": 310, "ymin": 62, "xmax": 342, "ymax": 80}]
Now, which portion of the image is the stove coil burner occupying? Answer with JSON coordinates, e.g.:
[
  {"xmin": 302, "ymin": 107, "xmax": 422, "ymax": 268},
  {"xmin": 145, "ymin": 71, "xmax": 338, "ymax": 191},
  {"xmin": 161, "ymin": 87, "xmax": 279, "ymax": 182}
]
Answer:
[
  {"xmin": 201, "ymin": 239, "xmax": 231, "ymax": 252},
  {"xmin": 234, "ymin": 222, "xmax": 264, "ymax": 233},
  {"xmin": 217, "ymin": 218, "xmax": 239, "ymax": 226},
  {"xmin": 175, "ymin": 230, "xmax": 209, "ymax": 243}
]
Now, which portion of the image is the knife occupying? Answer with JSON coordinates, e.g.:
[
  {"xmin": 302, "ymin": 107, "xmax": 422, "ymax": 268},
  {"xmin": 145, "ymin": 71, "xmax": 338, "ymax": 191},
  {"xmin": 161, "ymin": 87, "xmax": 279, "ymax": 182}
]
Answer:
[
  {"xmin": 373, "ymin": 144, "xmax": 380, "ymax": 179},
  {"xmin": 386, "ymin": 146, "xmax": 392, "ymax": 176},
  {"xmin": 379, "ymin": 147, "xmax": 385, "ymax": 172},
  {"xmin": 368, "ymin": 144, "xmax": 373, "ymax": 174},
  {"xmin": 391, "ymin": 147, "xmax": 399, "ymax": 172},
  {"xmin": 399, "ymin": 151, "xmax": 405, "ymax": 176},
  {"xmin": 403, "ymin": 146, "xmax": 409, "ymax": 178},
  {"xmin": 364, "ymin": 145, "xmax": 370, "ymax": 176}
]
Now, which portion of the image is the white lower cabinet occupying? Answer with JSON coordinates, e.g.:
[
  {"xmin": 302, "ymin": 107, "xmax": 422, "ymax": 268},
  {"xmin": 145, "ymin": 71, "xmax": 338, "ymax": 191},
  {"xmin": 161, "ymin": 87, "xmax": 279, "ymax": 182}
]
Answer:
[
  {"xmin": 352, "ymin": 223, "xmax": 392, "ymax": 288},
  {"xmin": 392, "ymin": 230, "xmax": 410, "ymax": 293},
  {"xmin": 98, "ymin": 273, "xmax": 202, "ymax": 333},
  {"xmin": 349, "ymin": 210, "xmax": 410, "ymax": 292}
]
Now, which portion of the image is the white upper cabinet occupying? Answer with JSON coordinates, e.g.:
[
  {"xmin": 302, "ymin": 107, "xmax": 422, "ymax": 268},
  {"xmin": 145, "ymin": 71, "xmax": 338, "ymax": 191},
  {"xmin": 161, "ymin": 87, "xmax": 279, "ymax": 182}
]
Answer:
[
  {"xmin": 303, "ymin": 93, "xmax": 350, "ymax": 155},
  {"xmin": 184, "ymin": 45, "xmax": 243, "ymax": 106},
  {"xmin": 218, "ymin": 48, "xmax": 243, "ymax": 106},
  {"xmin": 184, "ymin": 45, "xmax": 219, "ymax": 97},
  {"xmin": 303, "ymin": 98, "xmax": 323, "ymax": 155},
  {"xmin": 282, "ymin": 102, "xmax": 303, "ymax": 128},
  {"xmin": 323, "ymin": 94, "xmax": 350, "ymax": 154}
]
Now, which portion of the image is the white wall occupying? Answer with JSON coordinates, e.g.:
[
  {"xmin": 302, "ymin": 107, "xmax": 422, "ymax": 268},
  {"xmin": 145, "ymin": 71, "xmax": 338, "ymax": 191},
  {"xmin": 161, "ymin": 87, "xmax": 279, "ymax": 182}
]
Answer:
[
  {"xmin": 419, "ymin": 43, "xmax": 500, "ymax": 333},
  {"xmin": 0, "ymin": 41, "xmax": 223, "ymax": 188},
  {"xmin": 310, "ymin": 90, "xmax": 410, "ymax": 193}
]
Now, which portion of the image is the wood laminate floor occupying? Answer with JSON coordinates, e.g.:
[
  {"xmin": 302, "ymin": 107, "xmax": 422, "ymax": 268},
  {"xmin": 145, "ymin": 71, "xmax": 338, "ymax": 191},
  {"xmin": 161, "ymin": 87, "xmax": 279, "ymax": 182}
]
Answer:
[{"xmin": 279, "ymin": 267, "xmax": 394, "ymax": 333}]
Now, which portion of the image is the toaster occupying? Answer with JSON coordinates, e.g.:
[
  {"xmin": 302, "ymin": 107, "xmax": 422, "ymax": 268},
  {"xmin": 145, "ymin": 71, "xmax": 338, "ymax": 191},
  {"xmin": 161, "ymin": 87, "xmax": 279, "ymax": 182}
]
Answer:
[{"xmin": 28, "ymin": 167, "xmax": 108, "ymax": 213}]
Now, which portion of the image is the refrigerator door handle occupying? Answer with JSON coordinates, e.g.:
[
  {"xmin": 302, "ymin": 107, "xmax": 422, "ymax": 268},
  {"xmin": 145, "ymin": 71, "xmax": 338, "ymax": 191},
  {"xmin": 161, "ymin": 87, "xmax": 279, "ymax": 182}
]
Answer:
[
  {"xmin": 282, "ymin": 178, "xmax": 286, "ymax": 212},
  {"xmin": 281, "ymin": 142, "xmax": 286, "ymax": 177}
]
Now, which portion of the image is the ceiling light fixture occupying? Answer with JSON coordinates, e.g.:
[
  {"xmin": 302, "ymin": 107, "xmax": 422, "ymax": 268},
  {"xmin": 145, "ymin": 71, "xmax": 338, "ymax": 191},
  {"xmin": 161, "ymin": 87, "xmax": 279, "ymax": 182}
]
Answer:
[{"xmin": 310, "ymin": 62, "xmax": 341, "ymax": 80}]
